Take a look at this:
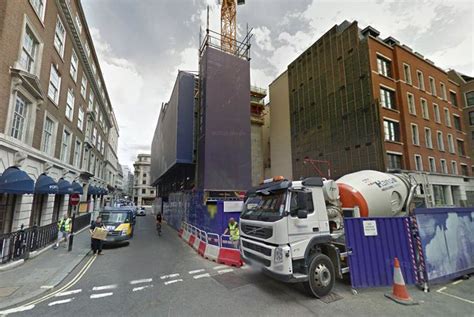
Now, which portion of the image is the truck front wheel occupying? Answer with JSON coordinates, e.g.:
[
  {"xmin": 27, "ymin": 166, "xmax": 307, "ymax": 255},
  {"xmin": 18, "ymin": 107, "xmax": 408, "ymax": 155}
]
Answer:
[{"xmin": 304, "ymin": 253, "xmax": 335, "ymax": 298}]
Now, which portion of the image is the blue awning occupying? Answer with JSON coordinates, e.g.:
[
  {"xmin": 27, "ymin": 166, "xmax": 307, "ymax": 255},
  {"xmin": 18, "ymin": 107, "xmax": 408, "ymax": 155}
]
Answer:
[
  {"xmin": 71, "ymin": 181, "xmax": 83, "ymax": 194},
  {"xmin": 57, "ymin": 178, "xmax": 73, "ymax": 195},
  {"xmin": 0, "ymin": 166, "xmax": 34, "ymax": 194},
  {"xmin": 88, "ymin": 185, "xmax": 97, "ymax": 195},
  {"xmin": 34, "ymin": 174, "xmax": 58, "ymax": 194}
]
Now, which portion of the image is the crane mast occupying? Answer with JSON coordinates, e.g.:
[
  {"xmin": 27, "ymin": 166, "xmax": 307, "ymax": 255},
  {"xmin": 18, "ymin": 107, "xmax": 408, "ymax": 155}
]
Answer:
[{"xmin": 220, "ymin": 0, "xmax": 244, "ymax": 53}]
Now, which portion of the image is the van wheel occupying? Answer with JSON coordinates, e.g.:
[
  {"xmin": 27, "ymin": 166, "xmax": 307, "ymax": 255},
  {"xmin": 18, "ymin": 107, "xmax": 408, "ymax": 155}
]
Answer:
[{"xmin": 303, "ymin": 253, "xmax": 335, "ymax": 298}]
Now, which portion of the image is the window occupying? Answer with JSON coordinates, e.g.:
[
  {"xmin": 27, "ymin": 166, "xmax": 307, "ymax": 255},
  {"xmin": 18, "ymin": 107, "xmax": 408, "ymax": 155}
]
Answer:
[
  {"xmin": 377, "ymin": 56, "xmax": 392, "ymax": 77},
  {"xmin": 97, "ymin": 134, "xmax": 101, "ymax": 147},
  {"xmin": 65, "ymin": 89, "xmax": 74, "ymax": 121},
  {"xmin": 75, "ymin": 14, "xmax": 82, "ymax": 33},
  {"xmin": 451, "ymin": 161, "xmax": 458, "ymax": 175},
  {"xmin": 70, "ymin": 50, "xmax": 78, "ymax": 81},
  {"xmin": 429, "ymin": 77, "xmax": 436, "ymax": 96},
  {"xmin": 11, "ymin": 94, "xmax": 28, "ymax": 141},
  {"xmin": 73, "ymin": 139, "xmax": 81, "ymax": 167},
  {"xmin": 428, "ymin": 157, "xmax": 436, "ymax": 172},
  {"xmin": 457, "ymin": 139, "xmax": 465, "ymax": 156},
  {"xmin": 53, "ymin": 16, "xmax": 66, "ymax": 57},
  {"xmin": 472, "ymin": 131, "xmax": 474, "ymax": 141},
  {"xmin": 433, "ymin": 185, "xmax": 447, "ymax": 205},
  {"xmin": 20, "ymin": 26, "xmax": 39, "ymax": 73},
  {"xmin": 461, "ymin": 164, "xmax": 468, "ymax": 176},
  {"xmin": 421, "ymin": 98, "xmax": 429, "ymax": 119},
  {"xmin": 92, "ymin": 63, "xmax": 97, "ymax": 77},
  {"xmin": 449, "ymin": 91, "xmax": 457, "ymax": 106},
  {"xmin": 453, "ymin": 115, "xmax": 462, "ymax": 131},
  {"xmin": 387, "ymin": 153, "xmax": 402, "ymax": 169},
  {"xmin": 468, "ymin": 111, "xmax": 474, "ymax": 126},
  {"xmin": 466, "ymin": 91, "xmax": 474, "ymax": 107},
  {"xmin": 425, "ymin": 128, "xmax": 433, "ymax": 148},
  {"xmin": 142, "ymin": 180, "xmax": 146, "ymax": 185},
  {"xmin": 142, "ymin": 189, "xmax": 146, "ymax": 194},
  {"xmin": 81, "ymin": 75, "xmax": 87, "ymax": 98},
  {"xmin": 440, "ymin": 82, "xmax": 447, "ymax": 100},
  {"xmin": 30, "ymin": 0, "xmax": 46, "ymax": 21},
  {"xmin": 383, "ymin": 120, "xmax": 400, "ymax": 142},
  {"xmin": 85, "ymin": 43, "xmax": 90, "ymax": 58},
  {"xmin": 440, "ymin": 159, "xmax": 448, "ymax": 174},
  {"xmin": 403, "ymin": 63, "xmax": 412, "ymax": 84},
  {"xmin": 60, "ymin": 130, "xmax": 71, "ymax": 163},
  {"xmin": 415, "ymin": 155, "xmax": 423, "ymax": 171},
  {"xmin": 143, "ymin": 173, "xmax": 147, "ymax": 178},
  {"xmin": 417, "ymin": 70, "xmax": 425, "ymax": 90},
  {"xmin": 92, "ymin": 128, "xmax": 97, "ymax": 144},
  {"xmin": 444, "ymin": 108, "xmax": 451, "ymax": 127},
  {"xmin": 447, "ymin": 134, "xmax": 455, "ymax": 153},
  {"xmin": 42, "ymin": 117, "xmax": 54, "ymax": 155},
  {"xmin": 433, "ymin": 104, "xmax": 440, "ymax": 123},
  {"xmin": 48, "ymin": 65, "xmax": 61, "ymax": 104},
  {"xmin": 411, "ymin": 124, "xmax": 419, "ymax": 145},
  {"xmin": 380, "ymin": 87, "xmax": 395, "ymax": 109},
  {"xmin": 77, "ymin": 107, "xmax": 84, "ymax": 130},
  {"xmin": 437, "ymin": 131, "xmax": 445, "ymax": 151},
  {"xmin": 407, "ymin": 93, "xmax": 416, "ymax": 115},
  {"xmin": 88, "ymin": 93, "xmax": 94, "ymax": 111}
]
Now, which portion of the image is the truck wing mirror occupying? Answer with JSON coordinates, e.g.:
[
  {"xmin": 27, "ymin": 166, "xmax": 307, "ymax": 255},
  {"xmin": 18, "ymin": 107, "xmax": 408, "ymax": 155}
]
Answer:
[{"xmin": 297, "ymin": 209, "xmax": 308, "ymax": 219}]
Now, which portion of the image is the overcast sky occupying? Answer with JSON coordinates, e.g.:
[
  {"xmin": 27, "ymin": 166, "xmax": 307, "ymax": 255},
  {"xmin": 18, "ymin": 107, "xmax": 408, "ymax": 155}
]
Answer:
[{"xmin": 82, "ymin": 0, "xmax": 473, "ymax": 169}]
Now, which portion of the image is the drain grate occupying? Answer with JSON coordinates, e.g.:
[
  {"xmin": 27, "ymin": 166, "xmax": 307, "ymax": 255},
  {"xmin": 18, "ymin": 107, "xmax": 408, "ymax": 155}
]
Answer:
[{"xmin": 318, "ymin": 292, "xmax": 343, "ymax": 304}]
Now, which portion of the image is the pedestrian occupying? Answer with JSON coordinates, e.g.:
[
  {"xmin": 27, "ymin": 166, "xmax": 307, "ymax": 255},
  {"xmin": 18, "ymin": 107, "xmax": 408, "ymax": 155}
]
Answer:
[
  {"xmin": 54, "ymin": 214, "xmax": 71, "ymax": 249},
  {"xmin": 90, "ymin": 216, "xmax": 105, "ymax": 255},
  {"xmin": 156, "ymin": 212, "xmax": 162, "ymax": 235},
  {"xmin": 223, "ymin": 217, "xmax": 240, "ymax": 249}
]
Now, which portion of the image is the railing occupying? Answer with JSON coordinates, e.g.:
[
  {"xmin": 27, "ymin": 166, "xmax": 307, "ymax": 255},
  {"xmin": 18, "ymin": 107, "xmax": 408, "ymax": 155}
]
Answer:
[
  {"xmin": 73, "ymin": 213, "xmax": 92, "ymax": 232},
  {"xmin": 0, "ymin": 223, "xmax": 58, "ymax": 264}
]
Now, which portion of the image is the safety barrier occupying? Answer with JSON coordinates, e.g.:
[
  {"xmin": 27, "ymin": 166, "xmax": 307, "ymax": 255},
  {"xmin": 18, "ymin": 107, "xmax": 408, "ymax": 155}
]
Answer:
[
  {"xmin": 188, "ymin": 225, "xmax": 196, "ymax": 247},
  {"xmin": 178, "ymin": 222, "xmax": 185, "ymax": 238},
  {"xmin": 198, "ymin": 231, "xmax": 207, "ymax": 256},
  {"xmin": 182, "ymin": 223, "xmax": 191, "ymax": 242},
  {"xmin": 193, "ymin": 229, "xmax": 202, "ymax": 250},
  {"xmin": 204, "ymin": 233, "xmax": 220, "ymax": 261},
  {"xmin": 217, "ymin": 235, "xmax": 243, "ymax": 267}
]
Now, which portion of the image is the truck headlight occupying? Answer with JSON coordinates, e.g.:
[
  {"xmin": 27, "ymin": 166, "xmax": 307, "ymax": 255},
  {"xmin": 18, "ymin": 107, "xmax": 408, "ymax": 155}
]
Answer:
[
  {"xmin": 274, "ymin": 247, "xmax": 284, "ymax": 264},
  {"xmin": 121, "ymin": 230, "xmax": 128, "ymax": 236}
]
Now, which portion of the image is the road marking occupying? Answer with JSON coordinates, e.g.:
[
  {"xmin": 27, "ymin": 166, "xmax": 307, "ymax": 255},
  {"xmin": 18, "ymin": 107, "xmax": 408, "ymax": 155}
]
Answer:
[
  {"xmin": 48, "ymin": 298, "xmax": 74, "ymax": 306},
  {"xmin": 189, "ymin": 269, "xmax": 205, "ymax": 275},
  {"xmin": 452, "ymin": 280, "xmax": 463, "ymax": 285},
  {"xmin": 40, "ymin": 285, "xmax": 54, "ymax": 289},
  {"xmin": 130, "ymin": 278, "xmax": 152, "ymax": 285},
  {"xmin": 164, "ymin": 279, "xmax": 183, "ymax": 285},
  {"xmin": 160, "ymin": 273, "xmax": 180, "ymax": 280},
  {"xmin": 193, "ymin": 273, "xmax": 210, "ymax": 279},
  {"xmin": 0, "ymin": 304, "xmax": 35, "ymax": 315},
  {"xmin": 55, "ymin": 289, "xmax": 82, "ymax": 297},
  {"xmin": 241, "ymin": 265, "xmax": 249, "ymax": 270},
  {"xmin": 92, "ymin": 284, "xmax": 117, "ymax": 291},
  {"xmin": 218, "ymin": 269, "xmax": 234, "ymax": 274},
  {"xmin": 90, "ymin": 292, "xmax": 113, "ymax": 299},
  {"xmin": 213, "ymin": 265, "xmax": 227, "ymax": 270},
  {"xmin": 437, "ymin": 287, "xmax": 474, "ymax": 304},
  {"xmin": 132, "ymin": 285, "xmax": 153, "ymax": 292}
]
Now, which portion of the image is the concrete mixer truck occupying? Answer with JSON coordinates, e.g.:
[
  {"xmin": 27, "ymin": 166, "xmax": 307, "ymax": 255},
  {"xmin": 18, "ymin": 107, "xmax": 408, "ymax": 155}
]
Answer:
[{"xmin": 239, "ymin": 170, "xmax": 422, "ymax": 298}]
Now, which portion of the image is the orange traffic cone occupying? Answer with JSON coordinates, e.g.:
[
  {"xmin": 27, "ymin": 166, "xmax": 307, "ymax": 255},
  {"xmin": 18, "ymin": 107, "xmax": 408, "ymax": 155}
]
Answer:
[{"xmin": 385, "ymin": 257, "xmax": 418, "ymax": 305}]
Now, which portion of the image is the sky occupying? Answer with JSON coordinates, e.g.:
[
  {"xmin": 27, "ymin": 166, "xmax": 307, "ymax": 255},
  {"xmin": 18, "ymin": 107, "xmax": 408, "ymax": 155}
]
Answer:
[{"xmin": 81, "ymin": 0, "xmax": 474, "ymax": 169}]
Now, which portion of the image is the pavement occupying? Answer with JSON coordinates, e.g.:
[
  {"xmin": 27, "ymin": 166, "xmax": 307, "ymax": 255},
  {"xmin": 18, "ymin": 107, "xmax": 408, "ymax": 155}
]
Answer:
[
  {"xmin": 0, "ymin": 215, "xmax": 472, "ymax": 316},
  {"xmin": 0, "ymin": 228, "xmax": 91, "ymax": 310}
]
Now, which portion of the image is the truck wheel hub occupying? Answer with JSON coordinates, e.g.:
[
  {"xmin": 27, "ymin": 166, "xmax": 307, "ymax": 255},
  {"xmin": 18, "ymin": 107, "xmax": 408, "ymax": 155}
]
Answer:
[{"xmin": 314, "ymin": 264, "xmax": 331, "ymax": 287}]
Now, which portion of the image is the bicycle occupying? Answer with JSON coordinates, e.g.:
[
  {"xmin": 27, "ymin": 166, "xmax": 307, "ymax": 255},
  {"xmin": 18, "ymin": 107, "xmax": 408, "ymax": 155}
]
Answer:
[{"xmin": 156, "ymin": 222, "xmax": 162, "ymax": 236}]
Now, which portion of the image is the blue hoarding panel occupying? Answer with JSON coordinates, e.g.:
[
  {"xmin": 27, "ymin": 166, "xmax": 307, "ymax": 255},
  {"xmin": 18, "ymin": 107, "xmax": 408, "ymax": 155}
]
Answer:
[
  {"xmin": 344, "ymin": 217, "xmax": 417, "ymax": 288},
  {"xmin": 415, "ymin": 208, "xmax": 474, "ymax": 283}
]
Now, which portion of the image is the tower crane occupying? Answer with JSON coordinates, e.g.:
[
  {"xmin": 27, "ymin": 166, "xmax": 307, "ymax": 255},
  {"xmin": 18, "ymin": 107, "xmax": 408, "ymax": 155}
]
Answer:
[{"xmin": 220, "ymin": 0, "xmax": 245, "ymax": 53}]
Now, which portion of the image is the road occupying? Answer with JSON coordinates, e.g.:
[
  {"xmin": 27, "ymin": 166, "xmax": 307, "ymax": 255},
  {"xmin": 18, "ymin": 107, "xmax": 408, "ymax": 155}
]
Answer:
[{"xmin": 2, "ymin": 215, "xmax": 473, "ymax": 317}]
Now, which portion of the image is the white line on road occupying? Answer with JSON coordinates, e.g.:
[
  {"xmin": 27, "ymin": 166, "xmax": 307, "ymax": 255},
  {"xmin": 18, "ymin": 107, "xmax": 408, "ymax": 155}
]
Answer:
[
  {"xmin": 164, "ymin": 279, "xmax": 183, "ymax": 285},
  {"xmin": 55, "ymin": 289, "xmax": 82, "ymax": 297},
  {"xmin": 48, "ymin": 298, "xmax": 74, "ymax": 306},
  {"xmin": 437, "ymin": 287, "xmax": 474, "ymax": 304},
  {"xmin": 132, "ymin": 285, "xmax": 153, "ymax": 292},
  {"xmin": 160, "ymin": 273, "xmax": 180, "ymax": 280},
  {"xmin": 0, "ymin": 305, "xmax": 35, "ymax": 315},
  {"xmin": 40, "ymin": 285, "xmax": 54, "ymax": 289},
  {"xmin": 130, "ymin": 278, "xmax": 153, "ymax": 285},
  {"xmin": 189, "ymin": 269, "xmax": 205, "ymax": 275},
  {"xmin": 92, "ymin": 284, "xmax": 117, "ymax": 291},
  {"xmin": 193, "ymin": 273, "xmax": 211, "ymax": 279},
  {"xmin": 452, "ymin": 280, "xmax": 463, "ymax": 286},
  {"xmin": 213, "ymin": 265, "xmax": 228, "ymax": 270},
  {"xmin": 90, "ymin": 292, "xmax": 114, "ymax": 299},
  {"xmin": 218, "ymin": 269, "xmax": 234, "ymax": 274},
  {"xmin": 241, "ymin": 265, "xmax": 250, "ymax": 270}
]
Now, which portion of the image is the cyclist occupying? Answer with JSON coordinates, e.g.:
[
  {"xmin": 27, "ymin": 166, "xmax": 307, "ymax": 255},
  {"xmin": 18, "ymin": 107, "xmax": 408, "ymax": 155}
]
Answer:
[{"xmin": 156, "ymin": 213, "xmax": 162, "ymax": 236}]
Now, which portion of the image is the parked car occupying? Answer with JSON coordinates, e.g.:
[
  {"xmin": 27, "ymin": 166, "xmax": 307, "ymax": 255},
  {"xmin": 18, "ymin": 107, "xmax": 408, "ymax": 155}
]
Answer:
[{"xmin": 137, "ymin": 207, "xmax": 146, "ymax": 216}]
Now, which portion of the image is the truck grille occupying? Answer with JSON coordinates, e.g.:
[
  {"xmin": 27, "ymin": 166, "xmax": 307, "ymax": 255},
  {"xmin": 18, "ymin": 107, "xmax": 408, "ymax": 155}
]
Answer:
[
  {"xmin": 244, "ymin": 251, "xmax": 271, "ymax": 267},
  {"xmin": 108, "ymin": 231, "xmax": 121, "ymax": 236},
  {"xmin": 241, "ymin": 224, "xmax": 272, "ymax": 239},
  {"xmin": 242, "ymin": 240, "xmax": 272, "ymax": 256}
]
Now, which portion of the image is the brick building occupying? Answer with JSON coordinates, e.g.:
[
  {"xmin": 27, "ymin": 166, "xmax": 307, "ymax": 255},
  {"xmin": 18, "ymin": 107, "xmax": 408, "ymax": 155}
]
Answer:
[
  {"xmin": 271, "ymin": 20, "xmax": 473, "ymax": 206},
  {"xmin": 0, "ymin": 0, "xmax": 120, "ymax": 234}
]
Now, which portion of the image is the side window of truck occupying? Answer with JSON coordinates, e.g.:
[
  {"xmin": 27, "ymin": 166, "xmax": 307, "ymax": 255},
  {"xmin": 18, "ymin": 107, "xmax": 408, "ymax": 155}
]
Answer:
[{"xmin": 290, "ymin": 191, "xmax": 314, "ymax": 215}]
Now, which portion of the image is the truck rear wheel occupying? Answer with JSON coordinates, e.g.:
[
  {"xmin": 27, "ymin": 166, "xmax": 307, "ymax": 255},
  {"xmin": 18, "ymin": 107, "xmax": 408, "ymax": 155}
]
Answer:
[{"xmin": 304, "ymin": 253, "xmax": 335, "ymax": 298}]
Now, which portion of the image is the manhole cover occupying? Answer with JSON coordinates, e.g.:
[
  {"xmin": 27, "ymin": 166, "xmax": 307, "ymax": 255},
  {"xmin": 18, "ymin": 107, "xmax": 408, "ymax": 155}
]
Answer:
[
  {"xmin": 0, "ymin": 287, "xmax": 19, "ymax": 298},
  {"xmin": 212, "ymin": 272, "xmax": 251, "ymax": 290},
  {"xmin": 318, "ymin": 292, "xmax": 343, "ymax": 304}
]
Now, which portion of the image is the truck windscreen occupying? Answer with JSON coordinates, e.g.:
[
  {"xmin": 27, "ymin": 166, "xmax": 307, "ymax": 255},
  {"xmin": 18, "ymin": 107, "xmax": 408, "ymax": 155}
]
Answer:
[{"xmin": 240, "ymin": 190, "xmax": 286, "ymax": 222}]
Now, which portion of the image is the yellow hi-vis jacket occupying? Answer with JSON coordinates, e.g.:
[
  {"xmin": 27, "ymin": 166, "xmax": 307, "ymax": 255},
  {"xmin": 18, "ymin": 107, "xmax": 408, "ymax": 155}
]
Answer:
[
  {"xmin": 228, "ymin": 222, "xmax": 240, "ymax": 241},
  {"xmin": 58, "ymin": 218, "xmax": 71, "ymax": 232}
]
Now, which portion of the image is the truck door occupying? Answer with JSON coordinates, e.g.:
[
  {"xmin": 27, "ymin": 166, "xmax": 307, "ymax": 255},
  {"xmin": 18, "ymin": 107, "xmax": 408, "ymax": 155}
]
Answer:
[{"xmin": 287, "ymin": 190, "xmax": 320, "ymax": 247}]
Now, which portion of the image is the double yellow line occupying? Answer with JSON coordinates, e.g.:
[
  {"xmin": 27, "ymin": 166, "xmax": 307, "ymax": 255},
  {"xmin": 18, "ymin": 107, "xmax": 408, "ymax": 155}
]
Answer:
[{"xmin": 24, "ymin": 254, "xmax": 97, "ymax": 307}]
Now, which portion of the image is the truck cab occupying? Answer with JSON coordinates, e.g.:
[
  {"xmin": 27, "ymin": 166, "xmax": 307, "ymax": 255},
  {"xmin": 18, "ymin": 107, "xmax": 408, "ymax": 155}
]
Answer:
[{"xmin": 240, "ymin": 176, "xmax": 346, "ymax": 297}]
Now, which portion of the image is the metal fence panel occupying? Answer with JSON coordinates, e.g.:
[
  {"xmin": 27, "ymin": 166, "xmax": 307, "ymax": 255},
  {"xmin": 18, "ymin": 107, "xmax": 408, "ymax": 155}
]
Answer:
[{"xmin": 344, "ymin": 217, "xmax": 417, "ymax": 288}]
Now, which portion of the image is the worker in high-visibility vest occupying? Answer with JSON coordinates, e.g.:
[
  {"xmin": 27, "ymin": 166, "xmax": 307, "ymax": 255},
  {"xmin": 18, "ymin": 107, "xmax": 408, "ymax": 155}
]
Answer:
[
  {"xmin": 54, "ymin": 214, "xmax": 72, "ymax": 249},
  {"xmin": 224, "ymin": 217, "xmax": 240, "ymax": 249}
]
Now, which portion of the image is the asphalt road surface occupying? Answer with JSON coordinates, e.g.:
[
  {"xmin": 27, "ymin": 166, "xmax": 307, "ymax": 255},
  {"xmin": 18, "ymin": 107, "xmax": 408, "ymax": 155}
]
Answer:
[{"xmin": 2, "ymin": 215, "xmax": 473, "ymax": 317}]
